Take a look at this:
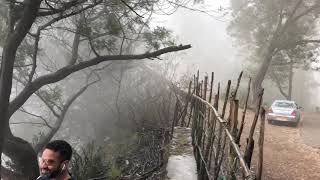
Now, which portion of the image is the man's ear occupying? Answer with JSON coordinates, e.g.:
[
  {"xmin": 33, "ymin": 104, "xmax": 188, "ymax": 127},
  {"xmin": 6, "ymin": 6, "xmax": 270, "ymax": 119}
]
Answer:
[
  {"xmin": 62, "ymin": 164, "xmax": 66, "ymax": 170},
  {"xmin": 62, "ymin": 160, "xmax": 69, "ymax": 170}
]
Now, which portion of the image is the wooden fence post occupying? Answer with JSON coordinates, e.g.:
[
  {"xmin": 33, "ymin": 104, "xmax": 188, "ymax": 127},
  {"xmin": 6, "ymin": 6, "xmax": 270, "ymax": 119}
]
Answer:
[
  {"xmin": 257, "ymin": 108, "xmax": 266, "ymax": 180},
  {"xmin": 181, "ymin": 80, "xmax": 193, "ymax": 126},
  {"xmin": 201, "ymin": 73, "xmax": 215, "ymax": 169},
  {"xmin": 231, "ymin": 100, "xmax": 239, "ymax": 137},
  {"xmin": 222, "ymin": 80, "xmax": 231, "ymax": 118},
  {"xmin": 234, "ymin": 71, "xmax": 243, "ymax": 98},
  {"xmin": 204, "ymin": 113, "xmax": 215, "ymax": 163},
  {"xmin": 187, "ymin": 71, "xmax": 261, "ymax": 180},
  {"xmin": 187, "ymin": 75, "xmax": 197, "ymax": 127},
  {"xmin": 229, "ymin": 99, "xmax": 239, "ymax": 179},
  {"xmin": 209, "ymin": 72, "xmax": 214, "ymax": 103},
  {"xmin": 203, "ymin": 76, "xmax": 208, "ymax": 101},
  {"xmin": 202, "ymin": 76, "xmax": 209, "ymax": 150},
  {"xmin": 214, "ymin": 80, "xmax": 231, "ymax": 179},
  {"xmin": 170, "ymin": 97, "xmax": 179, "ymax": 139},
  {"xmin": 244, "ymin": 89, "xmax": 264, "ymax": 168},
  {"xmin": 213, "ymin": 82, "xmax": 220, "ymax": 110},
  {"xmin": 208, "ymin": 83, "xmax": 220, "ymax": 169},
  {"xmin": 214, "ymin": 130, "xmax": 227, "ymax": 180},
  {"xmin": 236, "ymin": 78, "xmax": 251, "ymax": 145}
]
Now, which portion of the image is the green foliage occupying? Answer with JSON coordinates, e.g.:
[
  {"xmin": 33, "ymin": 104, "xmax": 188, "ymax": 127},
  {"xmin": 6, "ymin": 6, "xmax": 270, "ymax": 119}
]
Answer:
[
  {"xmin": 71, "ymin": 142, "xmax": 109, "ymax": 180},
  {"xmin": 93, "ymin": 37, "xmax": 118, "ymax": 52},
  {"xmin": 70, "ymin": 134, "xmax": 139, "ymax": 180},
  {"xmin": 228, "ymin": 0, "xmax": 319, "ymax": 57},
  {"xmin": 14, "ymin": 40, "xmax": 36, "ymax": 77},
  {"xmin": 108, "ymin": 165, "xmax": 121, "ymax": 178},
  {"xmin": 143, "ymin": 26, "xmax": 176, "ymax": 50},
  {"xmin": 38, "ymin": 86, "xmax": 62, "ymax": 107},
  {"xmin": 228, "ymin": 0, "xmax": 320, "ymax": 97},
  {"xmin": 105, "ymin": 129, "xmax": 139, "ymax": 158},
  {"xmin": 106, "ymin": 14, "xmax": 122, "ymax": 36}
]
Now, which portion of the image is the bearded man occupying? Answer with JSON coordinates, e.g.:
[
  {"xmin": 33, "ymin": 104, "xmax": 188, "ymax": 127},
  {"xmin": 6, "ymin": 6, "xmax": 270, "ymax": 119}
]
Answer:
[{"xmin": 37, "ymin": 140, "xmax": 75, "ymax": 180}]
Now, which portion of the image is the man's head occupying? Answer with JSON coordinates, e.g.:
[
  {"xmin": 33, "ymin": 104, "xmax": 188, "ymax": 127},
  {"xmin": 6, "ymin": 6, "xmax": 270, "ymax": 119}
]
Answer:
[{"xmin": 39, "ymin": 140, "xmax": 72, "ymax": 178}]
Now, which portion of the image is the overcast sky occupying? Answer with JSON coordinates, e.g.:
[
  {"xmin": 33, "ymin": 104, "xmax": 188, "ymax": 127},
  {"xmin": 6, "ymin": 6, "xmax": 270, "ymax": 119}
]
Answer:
[
  {"xmin": 152, "ymin": 0, "xmax": 243, "ymax": 83},
  {"xmin": 152, "ymin": 1, "xmax": 320, "ymax": 108}
]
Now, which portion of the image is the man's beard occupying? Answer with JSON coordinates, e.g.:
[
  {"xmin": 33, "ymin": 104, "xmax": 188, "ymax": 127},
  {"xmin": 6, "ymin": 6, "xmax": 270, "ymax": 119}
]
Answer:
[{"xmin": 41, "ymin": 165, "xmax": 63, "ymax": 179}]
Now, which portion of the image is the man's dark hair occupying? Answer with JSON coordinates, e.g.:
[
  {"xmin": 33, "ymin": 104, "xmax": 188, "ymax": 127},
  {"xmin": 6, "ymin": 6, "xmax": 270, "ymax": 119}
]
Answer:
[{"xmin": 45, "ymin": 140, "xmax": 72, "ymax": 161}]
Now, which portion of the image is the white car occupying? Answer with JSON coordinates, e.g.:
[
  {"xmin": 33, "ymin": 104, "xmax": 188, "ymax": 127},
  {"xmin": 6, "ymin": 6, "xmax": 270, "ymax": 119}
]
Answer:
[{"xmin": 267, "ymin": 100, "xmax": 301, "ymax": 127}]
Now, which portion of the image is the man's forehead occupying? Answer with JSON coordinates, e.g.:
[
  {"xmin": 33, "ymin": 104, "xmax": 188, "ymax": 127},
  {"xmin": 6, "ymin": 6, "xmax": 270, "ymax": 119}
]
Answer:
[{"xmin": 42, "ymin": 148, "xmax": 60, "ymax": 159}]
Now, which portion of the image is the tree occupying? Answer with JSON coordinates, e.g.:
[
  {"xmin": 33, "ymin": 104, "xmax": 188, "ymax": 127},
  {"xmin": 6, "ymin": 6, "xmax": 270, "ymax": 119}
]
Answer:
[
  {"xmin": 228, "ymin": 0, "xmax": 320, "ymax": 103},
  {"xmin": 268, "ymin": 45, "xmax": 318, "ymax": 100},
  {"xmin": 2, "ymin": 72, "xmax": 99, "ymax": 180},
  {"xmin": 0, "ymin": 0, "xmax": 191, "ymax": 179}
]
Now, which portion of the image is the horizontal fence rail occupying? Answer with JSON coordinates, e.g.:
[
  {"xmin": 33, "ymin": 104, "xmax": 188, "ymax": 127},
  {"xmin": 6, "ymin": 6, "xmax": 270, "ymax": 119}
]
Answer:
[
  {"xmin": 192, "ymin": 95, "xmax": 253, "ymax": 179},
  {"xmin": 172, "ymin": 71, "xmax": 265, "ymax": 180}
]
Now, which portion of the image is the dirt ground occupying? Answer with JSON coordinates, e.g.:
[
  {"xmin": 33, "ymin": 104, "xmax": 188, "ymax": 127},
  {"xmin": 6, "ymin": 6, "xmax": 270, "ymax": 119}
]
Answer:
[
  {"xmin": 300, "ymin": 112, "xmax": 320, "ymax": 148},
  {"xmin": 241, "ymin": 110, "xmax": 320, "ymax": 180}
]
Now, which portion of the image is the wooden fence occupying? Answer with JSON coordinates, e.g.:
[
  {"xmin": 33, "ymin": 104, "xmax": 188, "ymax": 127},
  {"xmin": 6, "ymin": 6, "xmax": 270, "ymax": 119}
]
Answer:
[{"xmin": 172, "ymin": 71, "xmax": 266, "ymax": 180}]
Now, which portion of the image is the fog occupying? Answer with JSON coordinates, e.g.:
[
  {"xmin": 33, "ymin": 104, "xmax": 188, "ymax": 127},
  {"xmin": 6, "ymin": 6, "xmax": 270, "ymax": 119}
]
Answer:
[
  {"xmin": 2, "ymin": 0, "xmax": 320, "ymax": 179},
  {"xmin": 152, "ymin": 1, "xmax": 320, "ymax": 110},
  {"xmin": 8, "ymin": 0, "xmax": 320, "ymax": 146},
  {"xmin": 8, "ymin": 1, "xmax": 243, "ymax": 145},
  {"xmin": 152, "ymin": 0, "xmax": 242, "ymax": 82}
]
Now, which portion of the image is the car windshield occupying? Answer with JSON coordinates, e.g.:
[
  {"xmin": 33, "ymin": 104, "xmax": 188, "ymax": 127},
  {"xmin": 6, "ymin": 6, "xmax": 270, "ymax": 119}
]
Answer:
[{"xmin": 273, "ymin": 102, "xmax": 295, "ymax": 108}]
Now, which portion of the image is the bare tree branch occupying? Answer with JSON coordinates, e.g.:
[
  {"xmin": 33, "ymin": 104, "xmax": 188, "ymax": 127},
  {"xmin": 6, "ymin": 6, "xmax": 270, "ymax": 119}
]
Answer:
[
  {"xmin": 87, "ymin": 62, "xmax": 113, "ymax": 80},
  {"xmin": 288, "ymin": 0, "xmax": 303, "ymax": 22},
  {"xmin": 28, "ymin": 30, "xmax": 40, "ymax": 83},
  {"xmin": 13, "ymin": 64, "xmax": 33, "ymax": 68},
  {"xmin": 274, "ymin": 1, "xmax": 284, "ymax": 36},
  {"xmin": 10, "ymin": 121, "xmax": 49, "ymax": 126},
  {"xmin": 120, "ymin": 0, "xmax": 144, "ymax": 18},
  {"xmin": 18, "ymin": 107, "xmax": 53, "ymax": 129},
  {"xmin": 69, "ymin": 23, "xmax": 81, "ymax": 65},
  {"xmin": 295, "ymin": 39, "xmax": 320, "ymax": 45},
  {"xmin": 291, "ymin": 3, "xmax": 320, "ymax": 23},
  {"xmin": 37, "ymin": 0, "xmax": 87, "ymax": 16},
  {"xmin": 82, "ymin": 12, "xmax": 101, "ymax": 57},
  {"xmin": 8, "ymin": 44, "xmax": 191, "ymax": 117},
  {"xmin": 33, "ymin": 79, "xmax": 100, "ymax": 153},
  {"xmin": 276, "ymin": 0, "xmax": 303, "ymax": 38},
  {"xmin": 270, "ymin": 70, "xmax": 289, "ymax": 100},
  {"xmin": 34, "ymin": 92, "xmax": 61, "ymax": 118},
  {"xmin": 38, "ymin": 0, "xmax": 103, "ymax": 32},
  {"xmin": 279, "ymin": 39, "xmax": 320, "ymax": 50}
]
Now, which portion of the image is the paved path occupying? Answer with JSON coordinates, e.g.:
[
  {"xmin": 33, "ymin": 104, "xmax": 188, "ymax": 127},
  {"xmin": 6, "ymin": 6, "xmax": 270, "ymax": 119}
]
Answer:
[
  {"xmin": 166, "ymin": 127, "xmax": 197, "ymax": 180},
  {"xmin": 300, "ymin": 112, "xmax": 320, "ymax": 148}
]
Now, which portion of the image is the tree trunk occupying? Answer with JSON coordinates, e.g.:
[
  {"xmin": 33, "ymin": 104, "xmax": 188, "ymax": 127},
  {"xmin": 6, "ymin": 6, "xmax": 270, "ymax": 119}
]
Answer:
[
  {"xmin": 1, "ymin": 166, "xmax": 26, "ymax": 180},
  {"xmin": 0, "ymin": 30, "xmax": 16, "ymax": 180},
  {"xmin": 288, "ymin": 59, "xmax": 293, "ymax": 100},
  {"xmin": 252, "ymin": 47, "xmax": 275, "ymax": 105},
  {"xmin": 0, "ymin": 49, "xmax": 18, "ymax": 179},
  {"xmin": 0, "ymin": 1, "xmax": 41, "ymax": 178},
  {"xmin": 272, "ymin": 56, "xmax": 294, "ymax": 100},
  {"xmin": 3, "ymin": 130, "xmax": 39, "ymax": 180},
  {"xmin": 271, "ymin": 69, "xmax": 290, "ymax": 100}
]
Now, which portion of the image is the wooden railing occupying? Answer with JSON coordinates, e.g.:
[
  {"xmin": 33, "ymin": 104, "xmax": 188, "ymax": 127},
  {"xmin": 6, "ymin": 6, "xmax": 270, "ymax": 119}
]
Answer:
[{"xmin": 172, "ymin": 71, "xmax": 266, "ymax": 180}]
